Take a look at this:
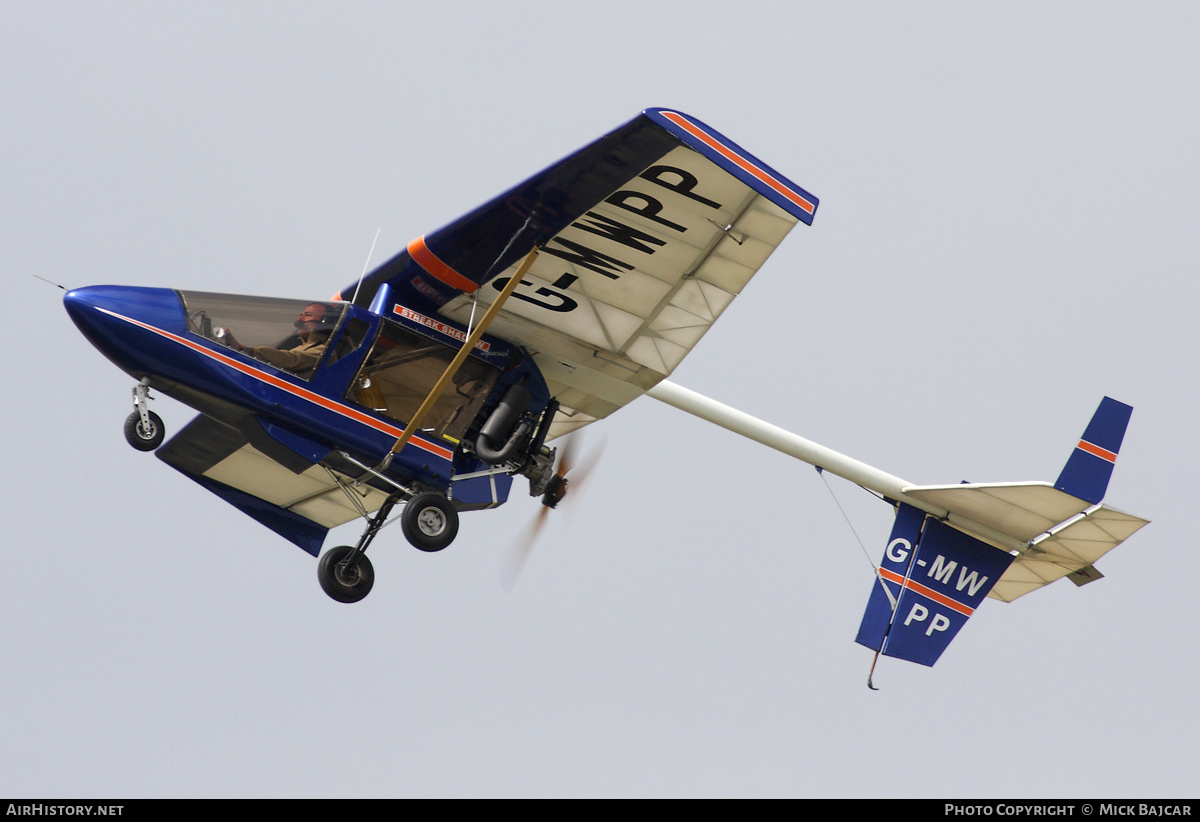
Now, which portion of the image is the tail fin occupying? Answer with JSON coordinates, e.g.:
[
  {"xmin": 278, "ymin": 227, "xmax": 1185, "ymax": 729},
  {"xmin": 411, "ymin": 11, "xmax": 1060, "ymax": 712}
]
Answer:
[
  {"xmin": 855, "ymin": 503, "xmax": 1015, "ymax": 667},
  {"xmin": 858, "ymin": 397, "xmax": 1146, "ymax": 667},
  {"xmin": 1055, "ymin": 397, "xmax": 1133, "ymax": 504}
]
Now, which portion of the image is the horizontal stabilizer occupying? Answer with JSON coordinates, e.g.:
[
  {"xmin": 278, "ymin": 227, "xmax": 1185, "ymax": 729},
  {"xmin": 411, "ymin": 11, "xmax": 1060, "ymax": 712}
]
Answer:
[
  {"xmin": 901, "ymin": 397, "xmax": 1147, "ymax": 602},
  {"xmin": 1055, "ymin": 397, "xmax": 1132, "ymax": 504},
  {"xmin": 903, "ymin": 482, "xmax": 1092, "ymax": 543},
  {"xmin": 856, "ymin": 503, "xmax": 1015, "ymax": 666},
  {"xmin": 988, "ymin": 504, "xmax": 1148, "ymax": 601}
]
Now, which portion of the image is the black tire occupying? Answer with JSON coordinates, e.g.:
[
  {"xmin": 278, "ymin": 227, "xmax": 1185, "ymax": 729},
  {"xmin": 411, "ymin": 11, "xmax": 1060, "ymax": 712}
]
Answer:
[
  {"xmin": 401, "ymin": 492, "xmax": 459, "ymax": 552},
  {"xmin": 317, "ymin": 545, "xmax": 375, "ymax": 603},
  {"xmin": 124, "ymin": 410, "xmax": 165, "ymax": 451}
]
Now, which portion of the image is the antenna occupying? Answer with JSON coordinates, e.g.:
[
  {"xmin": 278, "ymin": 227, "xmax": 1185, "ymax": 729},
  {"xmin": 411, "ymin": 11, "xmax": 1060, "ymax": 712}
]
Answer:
[
  {"xmin": 33, "ymin": 274, "xmax": 67, "ymax": 291},
  {"xmin": 350, "ymin": 227, "xmax": 381, "ymax": 306}
]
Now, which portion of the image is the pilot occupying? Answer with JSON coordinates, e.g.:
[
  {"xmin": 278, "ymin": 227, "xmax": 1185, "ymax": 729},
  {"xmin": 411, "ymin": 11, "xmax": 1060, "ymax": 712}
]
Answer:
[{"xmin": 224, "ymin": 303, "xmax": 334, "ymax": 377}]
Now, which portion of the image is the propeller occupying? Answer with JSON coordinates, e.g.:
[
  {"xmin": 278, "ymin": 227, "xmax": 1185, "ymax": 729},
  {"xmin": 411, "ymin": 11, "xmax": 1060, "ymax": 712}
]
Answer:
[{"xmin": 500, "ymin": 433, "xmax": 604, "ymax": 592}]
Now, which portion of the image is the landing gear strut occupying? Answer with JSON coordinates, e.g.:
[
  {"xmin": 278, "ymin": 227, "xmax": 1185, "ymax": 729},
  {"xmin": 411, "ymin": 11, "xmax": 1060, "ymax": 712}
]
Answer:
[
  {"xmin": 124, "ymin": 379, "xmax": 164, "ymax": 451},
  {"xmin": 316, "ymin": 489, "xmax": 461, "ymax": 603},
  {"xmin": 318, "ymin": 492, "xmax": 400, "ymax": 604}
]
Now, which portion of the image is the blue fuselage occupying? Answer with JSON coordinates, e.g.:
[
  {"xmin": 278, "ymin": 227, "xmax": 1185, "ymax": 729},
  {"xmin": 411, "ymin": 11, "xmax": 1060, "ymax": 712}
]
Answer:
[{"xmin": 64, "ymin": 284, "xmax": 546, "ymax": 492}]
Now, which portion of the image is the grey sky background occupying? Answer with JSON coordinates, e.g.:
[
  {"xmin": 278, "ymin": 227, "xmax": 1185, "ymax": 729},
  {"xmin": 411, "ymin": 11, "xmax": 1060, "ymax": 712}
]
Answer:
[{"xmin": 4, "ymin": 2, "xmax": 1197, "ymax": 797}]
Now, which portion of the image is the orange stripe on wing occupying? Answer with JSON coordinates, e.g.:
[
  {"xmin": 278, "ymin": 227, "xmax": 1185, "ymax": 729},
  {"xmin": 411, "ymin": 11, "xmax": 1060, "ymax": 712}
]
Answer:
[
  {"xmin": 659, "ymin": 111, "xmax": 817, "ymax": 216},
  {"xmin": 1077, "ymin": 439, "xmax": 1117, "ymax": 463},
  {"xmin": 407, "ymin": 235, "xmax": 479, "ymax": 293}
]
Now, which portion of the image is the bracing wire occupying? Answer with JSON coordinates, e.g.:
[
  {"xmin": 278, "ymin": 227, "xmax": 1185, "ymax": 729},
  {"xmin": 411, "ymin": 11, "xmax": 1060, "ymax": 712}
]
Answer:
[
  {"xmin": 816, "ymin": 467, "xmax": 896, "ymax": 609},
  {"xmin": 466, "ymin": 213, "xmax": 534, "ymax": 339},
  {"xmin": 816, "ymin": 466, "xmax": 898, "ymax": 688},
  {"xmin": 815, "ymin": 466, "xmax": 879, "ymax": 574}
]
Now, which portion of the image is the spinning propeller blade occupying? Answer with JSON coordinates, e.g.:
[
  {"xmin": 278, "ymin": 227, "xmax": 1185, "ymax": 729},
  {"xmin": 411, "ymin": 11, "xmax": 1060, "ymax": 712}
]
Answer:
[{"xmin": 500, "ymin": 434, "xmax": 604, "ymax": 592}]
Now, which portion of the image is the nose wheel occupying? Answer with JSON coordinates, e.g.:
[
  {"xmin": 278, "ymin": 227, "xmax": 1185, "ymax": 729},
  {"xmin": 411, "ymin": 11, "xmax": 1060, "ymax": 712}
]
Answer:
[
  {"xmin": 124, "ymin": 381, "xmax": 164, "ymax": 451},
  {"xmin": 124, "ymin": 379, "xmax": 165, "ymax": 451},
  {"xmin": 124, "ymin": 410, "xmax": 165, "ymax": 451}
]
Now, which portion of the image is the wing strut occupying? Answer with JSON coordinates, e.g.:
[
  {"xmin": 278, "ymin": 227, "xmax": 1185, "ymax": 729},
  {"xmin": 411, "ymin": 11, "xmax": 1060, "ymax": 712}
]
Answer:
[{"xmin": 377, "ymin": 246, "xmax": 540, "ymax": 471}]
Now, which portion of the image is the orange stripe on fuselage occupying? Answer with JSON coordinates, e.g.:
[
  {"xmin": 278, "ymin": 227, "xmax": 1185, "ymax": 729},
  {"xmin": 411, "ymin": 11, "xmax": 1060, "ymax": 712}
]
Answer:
[
  {"xmin": 407, "ymin": 235, "xmax": 479, "ymax": 294},
  {"xmin": 659, "ymin": 111, "xmax": 817, "ymax": 216},
  {"xmin": 96, "ymin": 307, "xmax": 454, "ymax": 462},
  {"xmin": 1077, "ymin": 439, "xmax": 1117, "ymax": 463},
  {"xmin": 878, "ymin": 567, "xmax": 974, "ymax": 617}
]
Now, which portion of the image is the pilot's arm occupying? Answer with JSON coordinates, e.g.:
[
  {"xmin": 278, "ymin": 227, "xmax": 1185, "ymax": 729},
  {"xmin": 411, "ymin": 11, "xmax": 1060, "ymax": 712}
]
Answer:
[{"xmin": 246, "ymin": 338, "xmax": 328, "ymax": 374}]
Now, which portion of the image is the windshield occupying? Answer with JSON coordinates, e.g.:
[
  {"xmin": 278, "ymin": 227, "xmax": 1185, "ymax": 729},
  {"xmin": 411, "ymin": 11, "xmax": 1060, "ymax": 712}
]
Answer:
[
  {"xmin": 179, "ymin": 291, "xmax": 348, "ymax": 380},
  {"xmin": 345, "ymin": 319, "xmax": 500, "ymax": 443}
]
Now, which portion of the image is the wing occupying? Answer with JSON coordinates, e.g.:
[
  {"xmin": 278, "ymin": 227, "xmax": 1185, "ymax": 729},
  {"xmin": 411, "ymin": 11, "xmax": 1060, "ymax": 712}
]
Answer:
[
  {"xmin": 157, "ymin": 413, "xmax": 517, "ymax": 556},
  {"xmin": 156, "ymin": 414, "xmax": 390, "ymax": 555},
  {"xmin": 337, "ymin": 109, "xmax": 818, "ymax": 438}
]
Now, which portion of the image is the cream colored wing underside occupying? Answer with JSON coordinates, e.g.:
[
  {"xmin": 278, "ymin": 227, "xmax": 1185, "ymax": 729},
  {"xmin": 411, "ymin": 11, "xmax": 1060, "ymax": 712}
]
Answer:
[{"xmin": 440, "ymin": 146, "xmax": 800, "ymax": 440}]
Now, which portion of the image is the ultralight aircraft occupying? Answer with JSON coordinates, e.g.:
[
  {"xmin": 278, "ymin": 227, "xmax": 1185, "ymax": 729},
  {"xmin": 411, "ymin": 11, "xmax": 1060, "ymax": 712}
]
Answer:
[{"xmin": 65, "ymin": 108, "xmax": 1148, "ymax": 675}]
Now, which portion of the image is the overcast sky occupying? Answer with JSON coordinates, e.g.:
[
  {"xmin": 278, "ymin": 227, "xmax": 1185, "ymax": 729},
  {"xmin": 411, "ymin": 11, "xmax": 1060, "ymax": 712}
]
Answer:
[{"xmin": 5, "ymin": 1, "xmax": 1197, "ymax": 798}]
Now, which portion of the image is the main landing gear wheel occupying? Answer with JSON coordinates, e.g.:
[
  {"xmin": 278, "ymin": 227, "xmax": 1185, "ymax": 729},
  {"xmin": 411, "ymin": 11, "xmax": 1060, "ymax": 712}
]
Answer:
[
  {"xmin": 124, "ymin": 410, "xmax": 165, "ymax": 452},
  {"xmin": 317, "ymin": 545, "xmax": 375, "ymax": 603},
  {"xmin": 401, "ymin": 492, "xmax": 459, "ymax": 552}
]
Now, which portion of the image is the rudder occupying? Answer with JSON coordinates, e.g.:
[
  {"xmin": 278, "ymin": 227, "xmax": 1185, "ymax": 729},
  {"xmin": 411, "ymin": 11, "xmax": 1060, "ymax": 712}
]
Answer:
[
  {"xmin": 856, "ymin": 503, "xmax": 1016, "ymax": 667},
  {"xmin": 1055, "ymin": 397, "xmax": 1132, "ymax": 504}
]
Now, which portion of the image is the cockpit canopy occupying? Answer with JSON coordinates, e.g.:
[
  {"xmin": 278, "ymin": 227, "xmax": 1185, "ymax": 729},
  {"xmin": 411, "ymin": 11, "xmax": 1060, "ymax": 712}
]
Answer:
[
  {"xmin": 178, "ymin": 290, "xmax": 504, "ymax": 444},
  {"xmin": 179, "ymin": 291, "xmax": 348, "ymax": 380},
  {"xmin": 180, "ymin": 291, "xmax": 347, "ymax": 350}
]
